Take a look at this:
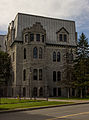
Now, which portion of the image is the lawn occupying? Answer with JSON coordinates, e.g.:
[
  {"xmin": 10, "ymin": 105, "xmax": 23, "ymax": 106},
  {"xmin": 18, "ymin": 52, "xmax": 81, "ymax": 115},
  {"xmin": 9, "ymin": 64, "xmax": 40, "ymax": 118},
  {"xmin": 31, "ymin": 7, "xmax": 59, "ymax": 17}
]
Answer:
[
  {"xmin": 0, "ymin": 98, "xmax": 73, "ymax": 111},
  {"xmin": 0, "ymin": 98, "xmax": 40, "ymax": 104},
  {"xmin": 50, "ymin": 97, "xmax": 89, "ymax": 100}
]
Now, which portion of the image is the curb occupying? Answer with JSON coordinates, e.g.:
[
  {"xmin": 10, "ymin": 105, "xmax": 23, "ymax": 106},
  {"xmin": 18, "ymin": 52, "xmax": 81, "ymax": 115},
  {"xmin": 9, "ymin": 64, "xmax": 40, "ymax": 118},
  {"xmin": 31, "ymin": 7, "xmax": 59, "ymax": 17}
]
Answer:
[{"xmin": 0, "ymin": 102, "xmax": 89, "ymax": 114}]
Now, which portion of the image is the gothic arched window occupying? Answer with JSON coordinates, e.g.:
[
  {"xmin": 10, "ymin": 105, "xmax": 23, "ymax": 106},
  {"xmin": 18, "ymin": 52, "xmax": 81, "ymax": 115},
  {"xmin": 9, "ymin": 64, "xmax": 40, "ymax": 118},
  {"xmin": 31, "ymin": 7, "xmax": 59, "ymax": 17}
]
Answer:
[
  {"xmin": 53, "ymin": 52, "xmax": 56, "ymax": 62},
  {"xmin": 24, "ymin": 48, "xmax": 26, "ymax": 59},
  {"xmin": 33, "ymin": 47, "xmax": 37, "ymax": 58},
  {"xmin": 39, "ymin": 47, "xmax": 42, "ymax": 59},
  {"xmin": 57, "ymin": 52, "xmax": 60, "ymax": 62}
]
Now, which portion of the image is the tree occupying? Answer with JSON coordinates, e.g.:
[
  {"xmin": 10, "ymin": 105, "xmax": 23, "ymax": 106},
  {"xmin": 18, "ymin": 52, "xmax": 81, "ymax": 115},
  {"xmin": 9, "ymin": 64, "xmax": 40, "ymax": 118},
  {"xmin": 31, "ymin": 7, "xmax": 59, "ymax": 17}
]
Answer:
[
  {"xmin": 0, "ymin": 51, "xmax": 11, "ymax": 87},
  {"xmin": 59, "ymin": 47, "xmax": 74, "ymax": 98},
  {"xmin": 73, "ymin": 33, "xmax": 89, "ymax": 98}
]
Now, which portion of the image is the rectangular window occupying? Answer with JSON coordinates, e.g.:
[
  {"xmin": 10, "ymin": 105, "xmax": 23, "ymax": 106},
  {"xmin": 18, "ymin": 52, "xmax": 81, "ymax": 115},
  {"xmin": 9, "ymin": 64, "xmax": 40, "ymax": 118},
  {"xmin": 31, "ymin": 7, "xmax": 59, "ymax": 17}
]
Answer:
[
  {"xmin": 59, "ymin": 34, "xmax": 62, "ymax": 41},
  {"xmin": 53, "ymin": 71, "xmax": 56, "ymax": 82},
  {"xmin": 39, "ymin": 69, "xmax": 42, "ymax": 80},
  {"xmin": 58, "ymin": 88, "xmax": 61, "ymax": 96},
  {"xmin": 23, "ymin": 87, "xmax": 26, "ymax": 97},
  {"xmin": 42, "ymin": 35, "xmax": 44, "ymax": 42},
  {"xmin": 23, "ymin": 69, "xmax": 26, "ymax": 81},
  {"xmin": 36, "ymin": 34, "xmax": 40, "ymax": 41},
  {"xmin": 57, "ymin": 71, "xmax": 61, "ymax": 81},
  {"xmin": 64, "ymin": 34, "xmax": 67, "ymax": 42},
  {"xmin": 30, "ymin": 33, "xmax": 34, "ymax": 41},
  {"xmin": 33, "ymin": 69, "xmax": 38, "ymax": 80}
]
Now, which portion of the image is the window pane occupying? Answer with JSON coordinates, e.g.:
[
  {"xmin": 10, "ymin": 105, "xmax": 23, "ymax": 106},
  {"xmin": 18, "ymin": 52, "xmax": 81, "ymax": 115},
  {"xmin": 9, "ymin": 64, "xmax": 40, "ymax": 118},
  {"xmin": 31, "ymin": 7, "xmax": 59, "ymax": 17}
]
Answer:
[
  {"xmin": 33, "ymin": 47, "xmax": 37, "ymax": 58},
  {"xmin": 36, "ymin": 34, "xmax": 40, "ymax": 41},
  {"xmin": 33, "ymin": 69, "xmax": 37, "ymax": 80},
  {"xmin": 64, "ymin": 34, "xmax": 67, "ymax": 42},
  {"xmin": 42, "ymin": 35, "xmax": 44, "ymax": 42},
  {"xmin": 24, "ymin": 48, "xmax": 26, "ymax": 59},
  {"xmin": 30, "ymin": 33, "xmax": 34, "ymax": 41},
  {"xmin": 53, "ymin": 71, "xmax": 56, "ymax": 82},
  {"xmin": 39, "ymin": 47, "xmax": 42, "ymax": 59},
  {"xmin": 59, "ymin": 34, "xmax": 62, "ymax": 41},
  {"xmin": 53, "ymin": 52, "xmax": 56, "ymax": 62},
  {"xmin": 39, "ymin": 69, "xmax": 42, "ymax": 80},
  {"xmin": 23, "ymin": 87, "xmax": 26, "ymax": 97},
  {"xmin": 57, "ymin": 52, "xmax": 60, "ymax": 62},
  {"xmin": 23, "ymin": 69, "xmax": 26, "ymax": 81},
  {"xmin": 57, "ymin": 71, "xmax": 61, "ymax": 81},
  {"xmin": 33, "ymin": 87, "xmax": 37, "ymax": 97}
]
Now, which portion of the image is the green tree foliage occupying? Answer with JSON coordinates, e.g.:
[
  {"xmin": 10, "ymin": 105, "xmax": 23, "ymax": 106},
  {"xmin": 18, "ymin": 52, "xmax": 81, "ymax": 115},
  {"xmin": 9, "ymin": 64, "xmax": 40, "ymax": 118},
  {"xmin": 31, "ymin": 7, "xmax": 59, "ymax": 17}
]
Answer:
[
  {"xmin": 0, "ymin": 51, "xmax": 11, "ymax": 86},
  {"xmin": 73, "ymin": 33, "xmax": 89, "ymax": 98}
]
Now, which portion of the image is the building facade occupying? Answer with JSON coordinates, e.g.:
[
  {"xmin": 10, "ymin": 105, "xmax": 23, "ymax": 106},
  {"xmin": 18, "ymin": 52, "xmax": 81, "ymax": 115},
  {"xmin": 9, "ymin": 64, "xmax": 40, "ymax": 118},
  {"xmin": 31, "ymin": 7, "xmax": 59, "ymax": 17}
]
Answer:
[{"xmin": 7, "ymin": 13, "xmax": 77, "ymax": 97}]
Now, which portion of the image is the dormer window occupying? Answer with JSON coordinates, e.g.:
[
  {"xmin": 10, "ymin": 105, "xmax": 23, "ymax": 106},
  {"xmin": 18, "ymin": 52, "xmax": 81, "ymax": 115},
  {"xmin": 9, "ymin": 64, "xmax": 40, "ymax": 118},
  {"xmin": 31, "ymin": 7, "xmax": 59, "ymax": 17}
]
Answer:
[
  {"xmin": 59, "ymin": 34, "xmax": 62, "ymax": 41},
  {"xmin": 30, "ymin": 33, "xmax": 34, "ymax": 41},
  {"xmin": 36, "ymin": 34, "xmax": 40, "ymax": 41},
  {"xmin": 57, "ymin": 27, "xmax": 69, "ymax": 43},
  {"xmin": 64, "ymin": 34, "xmax": 67, "ymax": 42}
]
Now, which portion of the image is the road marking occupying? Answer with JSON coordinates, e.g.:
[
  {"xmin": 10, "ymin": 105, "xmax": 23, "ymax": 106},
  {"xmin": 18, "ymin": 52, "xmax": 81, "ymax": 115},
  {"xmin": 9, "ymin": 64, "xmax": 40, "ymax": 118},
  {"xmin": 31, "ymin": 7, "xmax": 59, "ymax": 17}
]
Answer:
[{"xmin": 46, "ymin": 111, "xmax": 89, "ymax": 120}]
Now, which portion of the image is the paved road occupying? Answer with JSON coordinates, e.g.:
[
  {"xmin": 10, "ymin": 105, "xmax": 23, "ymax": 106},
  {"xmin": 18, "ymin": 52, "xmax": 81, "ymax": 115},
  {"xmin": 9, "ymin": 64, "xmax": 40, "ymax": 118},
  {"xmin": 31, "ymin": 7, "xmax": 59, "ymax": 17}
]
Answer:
[{"xmin": 0, "ymin": 104, "xmax": 89, "ymax": 120}]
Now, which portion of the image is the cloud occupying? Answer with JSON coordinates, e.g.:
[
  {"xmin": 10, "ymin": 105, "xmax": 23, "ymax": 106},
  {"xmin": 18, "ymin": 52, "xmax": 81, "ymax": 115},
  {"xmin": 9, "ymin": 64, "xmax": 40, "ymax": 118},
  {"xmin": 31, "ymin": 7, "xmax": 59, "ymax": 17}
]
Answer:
[{"xmin": 0, "ymin": 0, "xmax": 89, "ymax": 39}]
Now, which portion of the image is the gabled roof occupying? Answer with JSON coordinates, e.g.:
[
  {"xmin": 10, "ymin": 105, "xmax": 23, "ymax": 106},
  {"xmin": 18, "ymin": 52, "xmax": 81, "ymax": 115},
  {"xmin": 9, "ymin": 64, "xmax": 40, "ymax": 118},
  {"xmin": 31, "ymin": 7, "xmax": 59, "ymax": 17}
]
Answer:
[{"xmin": 56, "ymin": 27, "xmax": 69, "ymax": 34}]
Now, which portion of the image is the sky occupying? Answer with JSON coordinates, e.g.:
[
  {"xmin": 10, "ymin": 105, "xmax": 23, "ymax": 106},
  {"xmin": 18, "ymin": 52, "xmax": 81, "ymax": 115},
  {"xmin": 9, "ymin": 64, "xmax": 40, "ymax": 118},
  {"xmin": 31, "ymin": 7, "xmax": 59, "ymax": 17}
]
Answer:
[{"xmin": 0, "ymin": 0, "xmax": 89, "ymax": 40}]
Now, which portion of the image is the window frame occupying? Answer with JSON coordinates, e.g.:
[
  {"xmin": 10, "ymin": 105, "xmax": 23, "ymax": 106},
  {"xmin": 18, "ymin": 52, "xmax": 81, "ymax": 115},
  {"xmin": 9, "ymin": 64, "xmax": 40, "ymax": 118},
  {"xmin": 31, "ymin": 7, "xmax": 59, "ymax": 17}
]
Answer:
[
  {"xmin": 33, "ymin": 47, "xmax": 38, "ymax": 59},
  {"xmin": 53, "ymin": 71, "xmax": 56, "ymax": 82},
  {"xmin": 33, "ymin": 69, "xmax": 38, "ymax": 80},
  {"xmin": 53, "ymin": 51, "xmax": 56, "ymax": 62}
]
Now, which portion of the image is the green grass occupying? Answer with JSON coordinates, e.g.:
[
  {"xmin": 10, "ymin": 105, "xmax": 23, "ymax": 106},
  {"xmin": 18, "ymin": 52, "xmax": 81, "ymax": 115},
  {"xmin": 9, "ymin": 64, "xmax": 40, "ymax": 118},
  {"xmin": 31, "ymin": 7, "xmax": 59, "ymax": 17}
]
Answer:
[
  {"xmin": 50, "ymin": 96, "xmax": 89, "ymax": 100},
  {"xmin": 0, "ymin": 98, "xmax": 40, "ymax": 104},
  {"xmin": 0, "ymin": 99, "xmax": 73, "ymax": 111}
]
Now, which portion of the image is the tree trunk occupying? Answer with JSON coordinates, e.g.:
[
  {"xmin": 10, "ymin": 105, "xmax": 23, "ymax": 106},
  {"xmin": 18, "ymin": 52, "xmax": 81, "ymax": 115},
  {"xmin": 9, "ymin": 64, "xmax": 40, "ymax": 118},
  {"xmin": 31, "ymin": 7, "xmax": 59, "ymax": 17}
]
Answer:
[{"xmin": 80, "ymin": 89, "xmax": 83, "ymax": 98}]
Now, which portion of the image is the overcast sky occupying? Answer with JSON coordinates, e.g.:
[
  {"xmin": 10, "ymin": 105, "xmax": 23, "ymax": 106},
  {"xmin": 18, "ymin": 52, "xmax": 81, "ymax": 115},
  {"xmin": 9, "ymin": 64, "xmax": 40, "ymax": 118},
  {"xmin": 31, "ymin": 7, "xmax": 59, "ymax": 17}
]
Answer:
[{"xmin": 0, "ymin": 0, "xmax": 89, "ymax": 40}]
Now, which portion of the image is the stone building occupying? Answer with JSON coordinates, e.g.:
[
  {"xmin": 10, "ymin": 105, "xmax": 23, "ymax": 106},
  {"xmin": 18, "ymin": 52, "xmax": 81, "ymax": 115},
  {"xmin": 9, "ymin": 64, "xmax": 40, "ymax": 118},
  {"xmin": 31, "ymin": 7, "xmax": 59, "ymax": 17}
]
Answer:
[{"xmin": 7, "ymin": 13, "xmax": 77, "ymax": 97}]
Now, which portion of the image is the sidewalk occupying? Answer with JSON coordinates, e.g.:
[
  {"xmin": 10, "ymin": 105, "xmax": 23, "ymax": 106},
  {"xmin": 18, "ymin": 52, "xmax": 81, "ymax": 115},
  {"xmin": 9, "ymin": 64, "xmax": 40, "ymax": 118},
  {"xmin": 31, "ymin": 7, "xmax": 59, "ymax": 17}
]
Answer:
[{"xmin": 0, "ymin": 98, "xmax": 89, "ymax": 114}]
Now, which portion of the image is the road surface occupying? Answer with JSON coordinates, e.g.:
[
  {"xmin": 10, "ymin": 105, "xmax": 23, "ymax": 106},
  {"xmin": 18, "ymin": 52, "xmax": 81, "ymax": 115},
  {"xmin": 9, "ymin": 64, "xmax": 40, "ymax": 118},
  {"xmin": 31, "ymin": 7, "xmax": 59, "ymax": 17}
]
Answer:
[{"xmin": 0, "ymin": 104, "xmax": 89, "ymax": 120}]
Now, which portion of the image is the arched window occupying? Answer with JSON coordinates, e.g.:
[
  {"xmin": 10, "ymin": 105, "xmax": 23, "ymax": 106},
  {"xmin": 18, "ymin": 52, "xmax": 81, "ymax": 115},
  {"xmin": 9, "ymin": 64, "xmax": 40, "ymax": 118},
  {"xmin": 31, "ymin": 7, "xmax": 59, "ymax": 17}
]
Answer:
[
  {"xmin": 53, "ymin": 52, "xmax": 56, "ymax": 62},
  {"xmin": 39, "ymin": 87, "xmax": 43, "ymax": 96},
  {"xmin": 57, "ymin": 71, "xmax": 61, "ymax": 81},
  {"xmin": 33, "ymin": 47, "xmax": 37, "ymax": 58},
  {"xmin": 33, "ymin": 87, "xmax": 37, "ymax": 97},
  {"xmin": 53, "ymin": 71, "xmax": 56, "ymax": 82},
  {"xmin": 24, "ymin": 48, "xmax": 26, "ymax": 59},
  {"xmin": 39, "ymin": 47, "xmax": 42, "ymax": 59},
  {"xmin": 57, "ymin": 52, "xmax": 60, "ymax": 62},
  {"xmin": 33, "ymin": 69, "xmax": 38, "ymax": 80}
]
